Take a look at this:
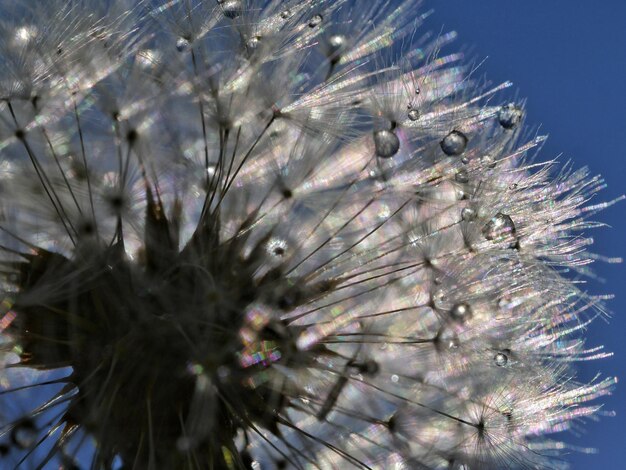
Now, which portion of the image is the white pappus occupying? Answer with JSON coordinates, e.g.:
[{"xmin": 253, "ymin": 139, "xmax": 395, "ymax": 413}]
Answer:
[{"xmin": 0, "ymin": 1, "xmax": 620, "ymax": 469}]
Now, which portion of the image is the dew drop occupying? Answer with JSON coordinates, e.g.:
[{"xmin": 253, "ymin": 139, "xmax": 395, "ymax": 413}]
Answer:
[
  {"xmin": 455, "ymin": 169, "xmax": 469, "ymax": 183},
  {"xmin": 494, "ymin": 352, "xmax": 508, "ymax": 367},
  {"xmin": 175, "ymin": 37, "xmax": 189, "ymax": 52},
  {"xmin": 280, "ymin": 9, "xmax": 292, "ymax": 19},
  {"xmin": 221, "ymin": 0, "xmax": 243, "ymax": 19},
  {"xmin": 461, "ymin": 207, "xmax": 477, "ymax": 221},
  {"xmin": 482, "ymin": 213, "xmax": 517, "ymax": 247},
  {"xmin": 498, "ymin": 103, "xmax": 523, "ymax": 130},
  {"xmin": 327, "ymin": 34, "xmax": 346, "ymax": 57},
  {"xmin": 11, "ymin": 419, "xmax": 36, "ymax": 449},
  {"xmin": 247, "ymin": 35, "xmax": 261, "ymax": 49},
  {"xmin": 481, "ymin": 155, "xmax": 496, "ymax": 168},
  {"xmin": 407, "ymin": 108, "xmax": 420, "ymax": 121},
  {"xmin": 309, "ymin": 14, "xmax": 323, "ymax": 28},
  {"xmin": 450, "ymin": 303, "xmax": 471, "ymax": 322},
  {"xmin": 266, "ymin": 238, "xmax": 288, "ymax": 258},
  {"xmin": 373, "ymin": 129, "xmax": 400, "ymax": 158},
  {"xmin": 440, "ymin": 130, "xmax": 468, "ymax": 156}
]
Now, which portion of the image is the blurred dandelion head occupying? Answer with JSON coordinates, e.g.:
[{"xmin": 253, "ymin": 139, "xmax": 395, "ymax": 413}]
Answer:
[{"xmin": 0, "ymin": 0, "xmax": 619, "ymax": 468}]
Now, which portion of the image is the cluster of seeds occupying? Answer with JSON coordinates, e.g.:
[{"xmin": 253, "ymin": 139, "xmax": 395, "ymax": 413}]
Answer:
[{"xmin": 0, "ymin": 1, "xmax": 617, "ymax": 469}]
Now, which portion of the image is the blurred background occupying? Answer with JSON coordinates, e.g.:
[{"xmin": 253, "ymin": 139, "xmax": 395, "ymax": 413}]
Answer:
[{"xmin": 422, "ymin": 1, "xmax": 626, "ymax": 468}]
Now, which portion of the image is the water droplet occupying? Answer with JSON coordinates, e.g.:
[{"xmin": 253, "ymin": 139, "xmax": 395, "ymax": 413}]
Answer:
[
  {"xmin": 440, "ymin": 130, "xmax": 468, "ymax": 156},
  {"xmin": 481, "ymin": 155, "xmax": 496, "ymax": 168},
  {"xmin": 136, "ymin": 49, "xmax": 161, "ymax": 68},
  {"xmin": 221, "ymin": 0, "xmax": 243, "ymax": 19},
  {"xmin": 11, "ymin": 419, "xmax": 36, "ymax": 449},
  {"xmin": 407, "ymin": 108, "xmax": 420, "ymax": 121},
  {"xmin": 280, "ymin": 9, "xmax": 292, "ymax": 19},
  {"xmin": 247, "ymin": 35, "xmax": 261, "ymax": 49},
  {"xmin": 455, "ymin": 169, "xmax": 469, "ymax": 183},
  {"xmin": 482, "ymin": 213, "xmax": 517, "ymax": 247},
  {"xmin": 266, "ymin": 238, "xmax": 288, "ymax": 258},
  {"xmin": 309, "ymin": 14, "xmax": 323, "ymax": 28},
  {"xmin": 498, "ymin": 103, "xmax": 523, "ymax": 130},
  {"xmin": 450, "ymin": 303, "xmax": 471, "ymax": 322},
  {"xmin": 391, "ymin": 374, "xmax": 399, "ymax": 383},
  {"xmin": 461, "ymin": 207, "xmax": 477, "ymax": 221},
  {"xmin": 494, "ymin": 352, "xmax": 508, "ymax": 366},
  {"xmin": 176, "ymin": 37, "xmax": 189, "ymax": 52},
  {"xmin": 373, "ymin": 129, "xmax": 400, "ymax": 158},
  {"xmin": 415, "ymin": 86, "xmax": 421, "ymax": 95},
  {"xmin": 327, "ymin": 34, "xmax": 346, "ymax": 56},
  {"xmin": 447, "ymin": 336, "xmax": 460, "ymax": 349}
]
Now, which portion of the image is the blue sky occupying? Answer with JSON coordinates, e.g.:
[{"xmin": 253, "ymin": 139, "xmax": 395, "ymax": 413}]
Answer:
[{"xmin": 424, "ymin": 2, "xmax": 626, "ymax": 468}]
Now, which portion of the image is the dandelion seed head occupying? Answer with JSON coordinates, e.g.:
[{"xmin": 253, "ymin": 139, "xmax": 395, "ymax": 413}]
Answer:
[{"xmin": 0, "ymin": 0, "xmax": 617, "ymax": 468}]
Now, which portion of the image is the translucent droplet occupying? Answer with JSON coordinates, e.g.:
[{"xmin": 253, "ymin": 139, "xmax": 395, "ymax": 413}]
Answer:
[
  {"xmin": 494, "ymin": 352, "xmax": 508, "ymax": 367},
  {"xmin": 309, "ymin": 14, "xmax": 323, "ymax": 28},
  {"xmin": 440, "ymin": 130, "xmax": 468, "ymax": 156},
  {"xmin": 481, "ymin": 155, "xmax": 496, "ymax": 168},
  {"xmin": 373, "ymin": 129, "xmax": 400, "ymax": 158},
  {"xmin": 407, "ymin": 108, "xmax": 420, "ymax": 121},
  {"xmin": 455, "ymin": 169, "xmax": 469, "ymax": 183},
  {"xmin": 280, "ymin": 9, "xmax": 292, "ymax": 19},
  {"xmin": 266, "ymin": 238, "xmax": 288, "ymax": 258},
  {"xmin": 498, "ymin": 103, "xmax": 523, "ymax": 130},
  {"xmin": 221, "ymin": 0, "xmax": 243, "ymax": 19},
  {"xmin": 482, "ymin": 213, "xmax": 517, "ymax": 247},
  {"xmin": 450, "ymin": 303, "xmax": 471, "ymax": 321},
  {"xmin": 11, "ymin": 419, "xmax": 36, "ymax": 449},
  {"xmin": 176, "ymin": 37, "xmax": 189, "ymax": 52},
  {"xmin": 437, "ymin": 325, "xmax": 461, "ymax": 351},
  {"xmin": 136, "ymin": 49, "xmax": 161, "ymax": 68},
  {"xmin": 461, "ymin": 207, "xmax": 477, "ymax": 221},
  {"xmin": 327, "ymin": 34, "xmax": 346, "ymax": 56},
  {"xmin": 247, "ymin": 35, "xmax": 261, "ymax": 49}
]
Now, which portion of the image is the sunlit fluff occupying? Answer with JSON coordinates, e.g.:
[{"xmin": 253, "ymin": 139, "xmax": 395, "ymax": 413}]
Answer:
[{"xmin": 0, "ymin": 1, "xmax": 619, "ymax": 469}]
